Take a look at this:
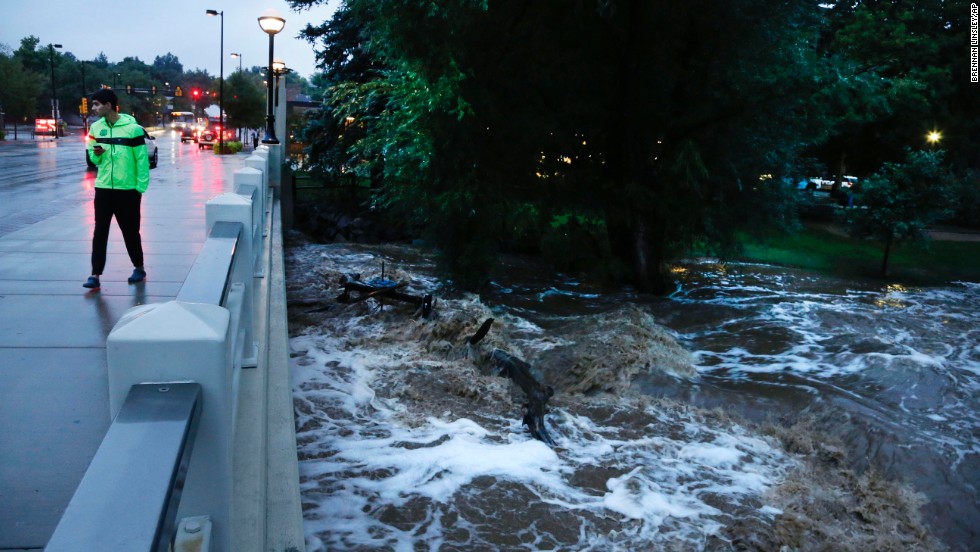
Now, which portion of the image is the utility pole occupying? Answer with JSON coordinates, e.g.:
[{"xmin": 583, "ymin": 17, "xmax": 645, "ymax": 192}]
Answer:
[{"xmin": 49, "ymin": 43, "xmax": 62, "ymax": 137}]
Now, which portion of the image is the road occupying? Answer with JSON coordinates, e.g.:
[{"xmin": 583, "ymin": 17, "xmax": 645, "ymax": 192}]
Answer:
[
  {"xmin": 0, "ymin": 129, "xmax": 244, "ymax": 550},
  {"xmin": 0, "ymin": 130, "xmax": 230, "ymax": 237}
]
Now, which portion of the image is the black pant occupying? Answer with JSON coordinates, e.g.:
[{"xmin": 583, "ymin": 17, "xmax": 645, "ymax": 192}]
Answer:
[{"xmin": 91, "ymin": 188, "xmax": 143, "ymax": 275}]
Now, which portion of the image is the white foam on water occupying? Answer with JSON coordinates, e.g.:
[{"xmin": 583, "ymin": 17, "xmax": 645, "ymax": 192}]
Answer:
[
  {"xmin": 292, "ymin": 330, "xmax": 795, "ymax": 551},
  {"xmin": 287, "ymin": 246, "xmax": 977, "ymax": 548},
  {"xmin": 672, "ymin": 266, "xmax": 980, "ymax": 479}
]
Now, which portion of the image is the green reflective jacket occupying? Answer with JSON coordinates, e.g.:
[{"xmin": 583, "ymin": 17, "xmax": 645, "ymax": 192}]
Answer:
[{"xmin": 87, "ymin": 113, "xmax": 150, "ymax": 193}]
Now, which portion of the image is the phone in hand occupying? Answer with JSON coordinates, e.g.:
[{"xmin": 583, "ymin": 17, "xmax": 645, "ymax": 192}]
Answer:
[{"xmin": 92, "ymin": 145, "xmax": 105, "ymax": 155}]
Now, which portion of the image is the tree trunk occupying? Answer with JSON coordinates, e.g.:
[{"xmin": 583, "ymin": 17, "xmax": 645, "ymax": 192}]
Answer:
[
  {"xmin": 606, "ymin": 0, "xmax": 665, "ymax": 292},
  {"xmin": 630, "ymin": 216, "xmax": 669, "ymax": 294},
  {"xmin": 832, "ymin": 151, "xmax": 847, "ymax": 194},
  {"xmin": 881, "ymin": 232, "xmax": 893, "ymax": 277}
]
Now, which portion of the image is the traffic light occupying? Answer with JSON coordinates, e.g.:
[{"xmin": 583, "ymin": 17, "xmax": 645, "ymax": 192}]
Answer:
[
  {"xmin": 80, "ymin": 97, "xmax": 88, "ymax": 115},
  {"xmin": 191, "ymin": 88, "xmax": 200, "ymax": 100},
  {"xmin": 126, "ymin": 84, "xmax": 133, "ymax": 94}
]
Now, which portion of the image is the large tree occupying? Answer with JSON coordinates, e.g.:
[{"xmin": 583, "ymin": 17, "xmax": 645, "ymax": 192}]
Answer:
[
  {"xmin": 811, "ymin": 0, "xmax": 965, "ymax": 188},
  {"xmin": 293, "ymin": 3, "xmax": 389, "ymax": 184},
  {"xmin": 294, "ymin": 0, "xmax": 823, "ymax": 291},
  {"xmin": 152, "ymin": 53, "xmax": 184, "ymax": 88},
  {"xmin": 0, "ymin": 49, "xmax": 43, "ymax": 136},
  {"xmin": 591, "ymin": 0, "xmax": 821, "ymax": 292},
  {"xmin": 847, "ymin": 149, "xmax": 956, "ymax": 276},
  {"xmin": 223, "ymin": 71, "xmax": 266, "ymax": 131}
]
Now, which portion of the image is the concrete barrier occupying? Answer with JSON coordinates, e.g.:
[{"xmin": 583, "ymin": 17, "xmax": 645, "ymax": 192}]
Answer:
[
  {"xmin": 244, "ymin": 155, "xmax": 267, "ymax": 193},
  {"xmin": 50, "ymin": 141, "xmax": 304, "ymax": 552},
  {"xmin": 107, "ymin": 301, "xmax": 234, "ymax": 552},
  {"xmin": 235, "ymin": 167, "xmax": 264, "ymax": 252}
]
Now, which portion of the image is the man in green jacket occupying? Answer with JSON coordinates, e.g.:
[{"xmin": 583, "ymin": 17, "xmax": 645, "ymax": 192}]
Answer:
[{"xmin": 83, "ymin": 89, "xmax": 149, "ymax": 289}]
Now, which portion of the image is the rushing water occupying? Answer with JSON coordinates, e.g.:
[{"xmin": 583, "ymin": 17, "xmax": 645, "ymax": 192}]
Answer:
[{"xmin": 286, "ymin": 242, "xmax": 978, "ymax": 551}]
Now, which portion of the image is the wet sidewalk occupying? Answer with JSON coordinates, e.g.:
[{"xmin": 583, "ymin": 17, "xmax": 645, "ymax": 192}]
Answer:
[{"xmin": 0, "ymin": 148, "xmax": 242, "ymax": 550}]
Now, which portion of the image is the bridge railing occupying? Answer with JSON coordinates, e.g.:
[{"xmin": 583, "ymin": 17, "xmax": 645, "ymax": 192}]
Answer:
[
  {"xmin": 45, "ymin": 383, "xmax": 203, "ymax": 552},
  {"xmin": 46, "ymin": 146, "xmax": 279, "ymax": 552}
]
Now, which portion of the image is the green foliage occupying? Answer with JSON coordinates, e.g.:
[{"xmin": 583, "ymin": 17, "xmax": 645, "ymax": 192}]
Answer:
[
  {"xmin": 292, "ymin": 0, "xmax": 973, "ymax": 293},
  {"xmin": 213, "ymin": 141, "xmax": 243, "ymax": 154},
  {"xmin": 151, "ymin": 53, "xmax": 184, "ymax": 87},
  {"xmin": 294, "ymin": 0, "xmax": 828, "ymax": 291},
  {"xmin": 223, "ymin": 71, "xmax": 266, "ymax": 130},
  {"xmin": 0, "ymin": 50, "xmax": 43, "ymax": 125},
  {"xmin": 847, "ymin": 148, "xmax": 956, "ymax": 275},
  {"xmin": 949, "ymin": 170, "xmax": 980, "ymax": 227},
  {"xmin": 811, "ymin": 0, "xmax": 966, "ymax": 180},
  {"xmin": 1, "ymin": 36, "xmax": 206, "ymax": 127},
  {"xmin": 848, "ymin": 149, "xmax": 955, "ymax": 242}
]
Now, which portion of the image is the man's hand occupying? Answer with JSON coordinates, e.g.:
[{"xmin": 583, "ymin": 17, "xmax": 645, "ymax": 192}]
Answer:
[{"xmin": 92, "ymin": 145, "xmax": 105, "ymax": 155}]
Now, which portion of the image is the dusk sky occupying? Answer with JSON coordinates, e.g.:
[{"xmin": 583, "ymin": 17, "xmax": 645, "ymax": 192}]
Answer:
[{"xmin": 0, "ymin": 0, "xmax": 340, "ymax": 80}]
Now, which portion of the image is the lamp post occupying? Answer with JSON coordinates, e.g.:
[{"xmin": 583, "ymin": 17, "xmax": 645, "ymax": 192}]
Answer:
[
  {"xmin": 231, "ymin": 52, "xmax": 243, "ymax": 73},
  {"xmin": 48, "ymin": 43, "xmax": 62, "ymax": 137},
  {"xmin": 272, "ymin": 58, "xmax": 286, "ymax": 107},
  {"xmin": 207, "ymin": 9, "xmax": 225, "ymax": 152},
  {"xmin": 258, "ymin": 8, "xmax": 285, "ymax": 144},
  {"xmin": 80, "ymin": 60, "xmax": 91, "ymax": 134}
]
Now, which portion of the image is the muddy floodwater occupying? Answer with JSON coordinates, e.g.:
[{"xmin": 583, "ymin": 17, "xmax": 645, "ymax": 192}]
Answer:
[{"xmin": 285, "ymin": 240, "xmax": 978, "ymax": 551}]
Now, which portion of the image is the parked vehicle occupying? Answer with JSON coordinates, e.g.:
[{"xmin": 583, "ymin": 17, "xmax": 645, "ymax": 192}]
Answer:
[
  {"xmin": 198, "ymin": 123, "xmax": 237, "ymax": 150},
  {"xmin": 197, "ymin": 127, "xmax": 217, "ymax": 149},
  {"xmin": 85, "ymin": 130, "xmax": 158, "ymax": 170},
  {"xmin": 147, "ymin": 132, "xmax": 159, "ymax": 168},
  {"xmin": 805, "ymin": 176, "xmax": 857, "ymax": 191}
]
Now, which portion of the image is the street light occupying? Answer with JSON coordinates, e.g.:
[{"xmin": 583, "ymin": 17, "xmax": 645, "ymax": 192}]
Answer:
[
  {"xmin": 272, "ymin": 58, "xmax": 291, "ymax": 108},
  {"xmin": 48, "ymin": 43, "xmax": 62, "ymax": 137},
  {"xmin": 926, "ymin": 130, "xmax": 942, "ymax": 147},
  {"xmin": 231, "ymin": 52, "xmax": 243, "ymax": 73},
  {"xmin": 258, "ymin": 8, "xmax": 285, "ymax": 144},
  {"xmin": 207, "ymin": 9, "xmax": 225, "ymax": 152}
]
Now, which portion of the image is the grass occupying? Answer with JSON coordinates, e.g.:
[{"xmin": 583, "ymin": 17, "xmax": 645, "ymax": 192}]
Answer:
[{"xmin": 735, "ymin": 223, "xmax": 980, "ymax": 285}]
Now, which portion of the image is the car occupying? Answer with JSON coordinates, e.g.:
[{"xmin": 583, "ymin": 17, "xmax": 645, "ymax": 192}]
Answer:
[
  {"xmin": 86, "ymin": 129, "xmax": 159, "ymax": 170},
  {"xmin": 180, "ymin": 125, "xmax": 198, "ymax": 143},
  {"xmin": 197, "ymin": 123, "xmax": 237, "ymax": 150},
  {"xmin": 145, "ymin": 132, "xmax": 159, "ymax": 168},
  {"xmin": 197, "ymin": 127, "xmax": 217, "ymax": 149},
  {"xmin": 804, "ymin": 176, "xmax": 857, "ymax": 192}
]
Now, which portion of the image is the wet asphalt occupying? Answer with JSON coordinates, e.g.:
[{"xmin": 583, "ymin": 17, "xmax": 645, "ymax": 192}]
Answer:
[{"xmin": 0, "ymin": 131, "xmax": 243, "ymax": 549}]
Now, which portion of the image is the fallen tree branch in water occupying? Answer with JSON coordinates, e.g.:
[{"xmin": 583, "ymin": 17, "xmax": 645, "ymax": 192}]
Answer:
[
  {"xmin": 336, "ymin": 273, "xmax": 434, "ymax": 317},
  {"xmin": 469, "ymin": 318, "xmax": 556, "ymax": 446}
]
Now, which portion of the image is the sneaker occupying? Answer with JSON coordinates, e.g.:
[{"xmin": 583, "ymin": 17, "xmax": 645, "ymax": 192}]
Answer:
[
  {"xmin": 82, "ymin": 276, "xmax": 100, "ymax": 289},
  {"xmin": 127, "ymin": 268, "xmax": 147, "ymax": 283}
]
